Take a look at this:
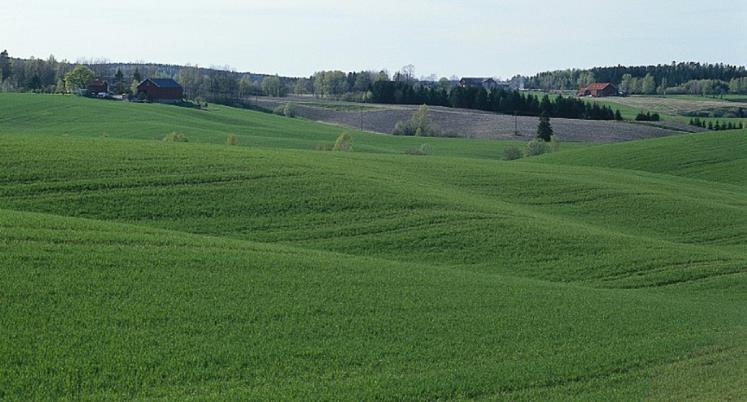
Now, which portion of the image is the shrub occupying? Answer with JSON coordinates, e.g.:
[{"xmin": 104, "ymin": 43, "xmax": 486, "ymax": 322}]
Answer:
[
  {"xmin": 163, "ymin": 132, "xmax": 188, "ymax": 142},
  {"xmin": 283, "ymin": 102, "xmax": 297, "ymax": 117},
  {"xmin": 333, "ymin": 132, "xmax": 353, "ymax": 151},
  {"xmin": 393, "ymin": 120, "xmax": 417, "ymax": 136},
  {"xmin": 502, "ymin": 146, "xmax": 523, "ymax": 161},
  {"xmin": 635, "ymin": 111, "xmax": 661, "ymax": 122},
  {"xmin": 525, "ymin": 140, "xmax": 549, "ymax": 157},
  {"xmin": 273, "ymin": 102, "xmax": 297, "ymax": 118},
  {"xmin": 226, "ymin": 134, "xmax": 237, "ymax": 145},
  {"xmin": 404, "ymin": 143, "xmax": 433, "ymax": 156},
  {"xmin": 393, "ymin": 105, "xmax": 439, "ymax": 136}
]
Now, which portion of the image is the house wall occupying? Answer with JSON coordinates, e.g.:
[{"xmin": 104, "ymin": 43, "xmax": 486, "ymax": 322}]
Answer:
[{"xmin": 137, "ymin": 81, "xmax": 184, "ymax": 101}]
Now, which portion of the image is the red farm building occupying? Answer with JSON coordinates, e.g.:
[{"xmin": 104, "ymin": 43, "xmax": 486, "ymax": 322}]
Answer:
[
  {"xmin": 136, "ymin": 78, "xmax": 184, "ymax": 103},
  {"xmin": 577, "ymin": 82, "xmax": 619, "ymax": 97},
  {"xmin": 86, "ymin": 79, "xmax": 109, "ymax": 95}
]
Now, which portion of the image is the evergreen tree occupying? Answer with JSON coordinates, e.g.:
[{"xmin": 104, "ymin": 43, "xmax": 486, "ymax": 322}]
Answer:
[
  {"xmin": 114, "ymin": 68, "xmax": 125, "ymax": 94},
  {"xmin": 133, "ymin": 68, "xmax": 141, "ymax": 83},
  {"xmin": 708, "ymin": 121, "xmax": 714, "ymax": 130},
  {"xmin": 536, "ymin": 114, "xmax": 553, "ymax": 142},
  {"xmin": 615, "ymin": 109, "xmax": 623, "ymax": 121},
  {"xmin": 0, "ymin": 50, "xmax": 11, "ymax": 81}
]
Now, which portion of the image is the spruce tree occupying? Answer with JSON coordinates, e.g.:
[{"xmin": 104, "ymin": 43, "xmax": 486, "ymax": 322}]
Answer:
[
  {"xmin": 536, "ymin": 114, "xmax": 553, "ymax": 142},
  {"xmin": 114, "ymin": 69, "xmax": 125, "ymax": 94},
  {"xmin": 0, "ymin": 50, "xmax": 11, "ymax": 82}
]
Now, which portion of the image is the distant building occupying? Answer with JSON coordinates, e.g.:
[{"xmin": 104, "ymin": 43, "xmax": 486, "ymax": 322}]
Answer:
[
  {"xmin": 577, "ymin": 82, "xmax": 619, "ymax": 97},
  {"xmin": 86, "ymin": 79, "xmax": 109, "ymax": 96},
  {"xmin": 136, "ymin": 78, "xmax": 184, "ymax": 103},
  {"xmin": 460, "ymin": 77, "xmax": 498, "ymax": 90}
]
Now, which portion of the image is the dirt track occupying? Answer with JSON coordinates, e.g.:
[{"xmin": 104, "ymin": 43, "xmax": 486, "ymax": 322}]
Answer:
[{"xmin": 255, "ymin": 97, "xmax": 702, "ymax": 143}]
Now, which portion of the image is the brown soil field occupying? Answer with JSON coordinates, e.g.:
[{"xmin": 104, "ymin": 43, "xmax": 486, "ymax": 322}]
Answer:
[{"xmin": 255, "ymin": 97, "xmax": 701, "ymax": 143}]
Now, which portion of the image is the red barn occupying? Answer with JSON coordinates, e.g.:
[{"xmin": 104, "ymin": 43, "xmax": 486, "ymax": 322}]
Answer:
[
  {"xmin": 86, "ymin": 79, "xmax": 109, "ymax": 95},
  {"xmin": 577, "ymin": 82, "xmax": 619, "ymax": 97},
  {"xmin": 136, "ymin": 78, "xmax": 184, "ymax": 103}
]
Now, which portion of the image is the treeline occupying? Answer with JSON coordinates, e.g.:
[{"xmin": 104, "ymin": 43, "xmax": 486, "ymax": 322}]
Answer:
[
  {"xmin": 2, "ymin": 51, "xmax": 619, "ymax": 121},
  {"xmin": 528, "ymin": 62, "xmax": 747, "ymax": 94},
  {"xmin": 368, "ymin": 80, "xmax": 619, "ymax": 120},
  {"xmin": 0, "ymin": 50, "xmax": 283, "ymax": 103},
  {"xmin": 689, "ymin": 117, "xmax": 744, "ymax": 131}
]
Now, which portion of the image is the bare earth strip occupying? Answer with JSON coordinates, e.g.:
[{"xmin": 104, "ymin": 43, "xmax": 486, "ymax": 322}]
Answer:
[{"xmin": 254, "ymin": 98, "xmax": 691, "ymax": 143}]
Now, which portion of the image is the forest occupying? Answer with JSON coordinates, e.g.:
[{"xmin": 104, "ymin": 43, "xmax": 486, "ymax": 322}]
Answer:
[{"xmin": 527, "ymin": 62, "xmax": 747, "ymax": 95}]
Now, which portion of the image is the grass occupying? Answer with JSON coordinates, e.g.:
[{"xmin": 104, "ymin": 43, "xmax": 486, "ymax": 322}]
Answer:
[
  {"xmin": 0, "ymin": 94, "xmax": 744, "ymax": 400},
  {"xmin": 0, "ymin": 93, "xmax": 563, "ymax": 160},
  {"xmin": 535, "ymin": 129, "xmax": 747, "ymax": 185},
  {"xmin": 527, "ymin": 90, "xmax": 747, "ymax": 125}
]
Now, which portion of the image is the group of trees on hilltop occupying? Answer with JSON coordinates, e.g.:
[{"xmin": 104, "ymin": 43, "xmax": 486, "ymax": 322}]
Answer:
[
  {"xmin": 1, "ymin": 51, "xmax": 619, "ymax": 121},
  {"xmin": 368, "ymin": 81, "xmax": 618, "ymax": 120},
  {"xmin": 528, "ymin": 62, "xmax": 747, "ymax": 95},
  {"xmin": 305, "ymin": 69, "xmax": 618, "ymax": 120}
]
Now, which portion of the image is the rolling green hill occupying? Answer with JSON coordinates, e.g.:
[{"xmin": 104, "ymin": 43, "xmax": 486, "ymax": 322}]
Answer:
[
  {"xmin": 536, "ymin": 130, "xmax": 747, "ymax": 186},
  {"xmin": 0, "ymin": 94, "xmax": 744, "ymax": 400},
  {"xmin": 0, "ymin": 93, "xmax": 556, "ymax": 159}
]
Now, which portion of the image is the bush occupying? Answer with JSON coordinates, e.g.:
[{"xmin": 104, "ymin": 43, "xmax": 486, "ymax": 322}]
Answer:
[
  {"xmin": 393, "ymin": 105, "xmax": 439, "ymax": 136},
  {"xmin": 393, "ymin": 120, "xmax": 417, "ymax": 136},
  {"xmin": 635, "ymin": 111, "xmax": 661, "ymax": 122},
  {"xmin": 502, "ymin": 146, "xmax": 523, "ymax": 161},
  {"xmin": 404, "ymin": 143, "xmax": 433, "ymax": 156},
  {"xmin": 163, "ymin": 132, "xmax": 188, "ymax": 142},
  {"xmin": 525, "ymin": 140, "xmax": 549, "ymax": 157},
  {"xmin": 283, "ymin": 102, "xmax": 297, "ymax": 117},
  {"xmin": 333, "ymin": 132, "xmax": 353, "ymax": 151},
  {"xmin": 226, "ymin": 134, "xmax": 237, "ymax": 145},
  {"xmin": 273, "ymin": 102, "xmax": 297, "ymax": 118}
]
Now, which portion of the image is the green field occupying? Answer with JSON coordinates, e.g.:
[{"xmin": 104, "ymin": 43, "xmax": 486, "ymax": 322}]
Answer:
[
  {"xmin": 0, "ymin": 93, "xmax": 561, "ymax": 160},
  {"xmin": 527, "ymin": 90, "xmax": 747, "ymax": 126},
  {"xmin": 0, "ymin": 94, "xmax": 745, "ymax": 400}
]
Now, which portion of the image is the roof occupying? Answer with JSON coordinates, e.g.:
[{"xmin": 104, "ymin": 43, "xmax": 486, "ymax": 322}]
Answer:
[
  {"xmin": 143, "ymin": 78, "xmax": 182, "ymax": 88},
  {"xmin": 461, "ymin": 77, "xmax": 495, "ymax": 83},
  {"xmin": 586, "ymin": 82, "xmax": 615, "ymax": 90}
]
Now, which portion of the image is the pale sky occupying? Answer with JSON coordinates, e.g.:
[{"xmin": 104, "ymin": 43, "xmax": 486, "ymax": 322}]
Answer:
[{"xmin": 2, "ymin": 0, "xmax": 745, "ymax": 78}]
